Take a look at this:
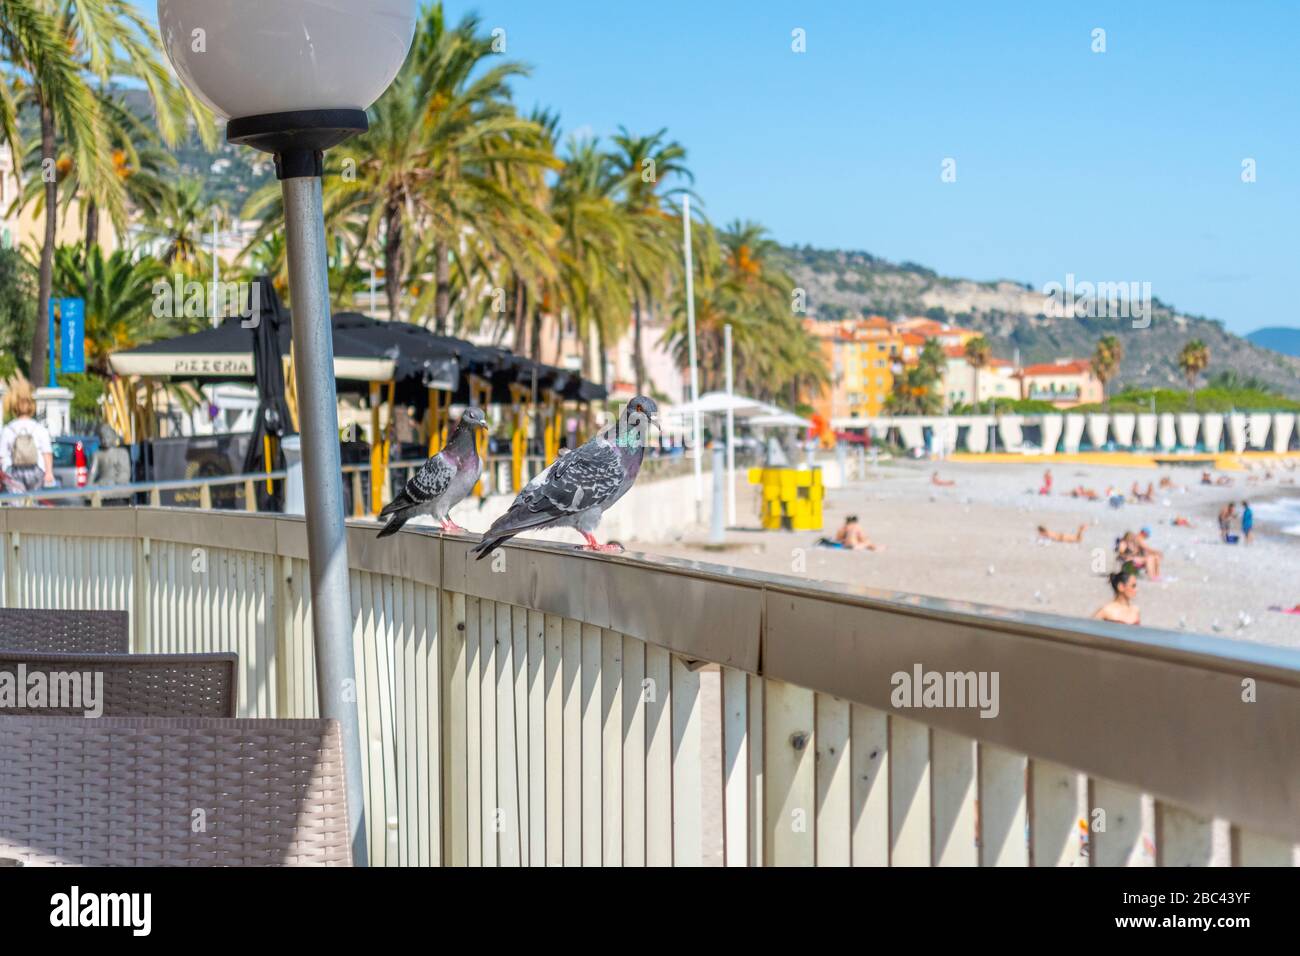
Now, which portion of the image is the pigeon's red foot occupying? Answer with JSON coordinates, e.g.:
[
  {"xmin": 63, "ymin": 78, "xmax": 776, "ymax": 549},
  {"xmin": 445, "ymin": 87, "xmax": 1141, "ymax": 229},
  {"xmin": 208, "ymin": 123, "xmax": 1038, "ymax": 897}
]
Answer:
[
  {"xmin": 579, "ymin": 534, "xmax": 623, "ymax": 553},
  {"xmin": 440, "ymin": 520, "xmax": 468, "ymax": 533}
]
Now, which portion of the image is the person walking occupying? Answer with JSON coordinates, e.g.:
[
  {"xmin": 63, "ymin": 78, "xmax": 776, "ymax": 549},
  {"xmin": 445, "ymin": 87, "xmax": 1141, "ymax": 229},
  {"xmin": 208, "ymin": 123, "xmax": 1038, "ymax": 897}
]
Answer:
[{"xmin": 0, "ymin": 383, "xmax": 55, "ymax": 495}]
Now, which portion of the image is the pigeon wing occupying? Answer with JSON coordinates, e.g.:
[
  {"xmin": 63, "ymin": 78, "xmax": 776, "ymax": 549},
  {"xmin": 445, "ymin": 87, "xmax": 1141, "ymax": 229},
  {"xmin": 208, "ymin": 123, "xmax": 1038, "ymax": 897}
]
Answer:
[
  {"xmin": 529, "ymin": 439, "xmax": 624, "ymax": 515},
  {"xmin": 404, "ymin": 452, "xmax": 455, "ymax": 505},
  {"xmin": 482, "ymin": 440, "xmax": 622, "ymax": 538}
]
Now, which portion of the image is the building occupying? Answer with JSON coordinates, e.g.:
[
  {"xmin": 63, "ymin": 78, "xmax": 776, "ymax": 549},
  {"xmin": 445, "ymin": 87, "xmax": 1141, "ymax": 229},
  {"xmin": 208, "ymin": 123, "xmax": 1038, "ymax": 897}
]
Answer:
[
  {"xmin": 1016, "ymin": 358, "xmax": 1103, "ymax": 408},
  {"xmin": 940, "ymin": 346, "xmax": 1020, "ymax": 408},
  {"xmin": 893, "ymin": 317, "xmax": 980, "ymax": 350},
  {"xmin": 805, "ymin": 317, "xmax": 902, "ymax": 420}
]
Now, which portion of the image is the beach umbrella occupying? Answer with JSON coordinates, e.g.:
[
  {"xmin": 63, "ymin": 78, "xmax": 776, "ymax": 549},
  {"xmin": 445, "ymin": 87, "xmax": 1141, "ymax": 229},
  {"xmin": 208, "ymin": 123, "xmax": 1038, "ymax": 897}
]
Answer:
[
  {"xmin": 749, "ymin": 410, "xmax": 813, "ymax": 429},
  {"xmin": 108, "ymin": 313, "xmax": 397, "ymax": 385},
  {"xmin": 240, "ymin": 276, "xmax": 293, "ymax": 510}
]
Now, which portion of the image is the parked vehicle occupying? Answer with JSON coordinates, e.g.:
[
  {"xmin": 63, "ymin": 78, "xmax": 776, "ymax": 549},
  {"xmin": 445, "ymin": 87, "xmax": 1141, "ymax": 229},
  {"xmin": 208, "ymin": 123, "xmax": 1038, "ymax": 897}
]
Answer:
[{"xmin": 51, "ymin": 435, "xmax": 100, "ymax": 492}]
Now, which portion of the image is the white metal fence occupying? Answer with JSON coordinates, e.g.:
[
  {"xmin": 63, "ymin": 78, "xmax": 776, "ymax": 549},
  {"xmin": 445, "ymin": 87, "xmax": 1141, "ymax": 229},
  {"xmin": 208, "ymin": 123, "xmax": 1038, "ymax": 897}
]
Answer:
[{"xmin": 1, "ymin": 506, "xmax": 1296, "ymax": 866}]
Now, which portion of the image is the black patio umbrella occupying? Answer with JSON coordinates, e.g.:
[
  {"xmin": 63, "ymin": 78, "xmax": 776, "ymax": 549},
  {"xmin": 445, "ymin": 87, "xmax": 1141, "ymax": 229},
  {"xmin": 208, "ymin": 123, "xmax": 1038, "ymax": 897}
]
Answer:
[{"xmin": 240, "ymin": 277, "xmax": 294, "ymax": 510}]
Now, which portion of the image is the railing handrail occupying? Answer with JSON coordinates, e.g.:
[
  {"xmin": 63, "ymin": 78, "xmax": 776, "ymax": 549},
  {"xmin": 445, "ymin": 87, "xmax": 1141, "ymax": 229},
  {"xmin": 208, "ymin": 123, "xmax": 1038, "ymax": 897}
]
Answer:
[
  {"xmin": 0, "ymin": 452, "xmax": 689, "ymax": 505},
  {"xmin": 9, "ymin": 503, "xmax": 1294, "ymax": 678},
  {"xmin": 6, "ymin": 504, "xmax": 1297, "ymax": 841}
]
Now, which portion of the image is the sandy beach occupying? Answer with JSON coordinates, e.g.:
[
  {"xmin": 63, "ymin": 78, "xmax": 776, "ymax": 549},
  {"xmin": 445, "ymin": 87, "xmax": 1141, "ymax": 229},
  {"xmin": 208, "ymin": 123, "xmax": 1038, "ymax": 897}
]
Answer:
[{"xmin": 636, "ymin": 459, "xmax": 1300, "ymax": 648}]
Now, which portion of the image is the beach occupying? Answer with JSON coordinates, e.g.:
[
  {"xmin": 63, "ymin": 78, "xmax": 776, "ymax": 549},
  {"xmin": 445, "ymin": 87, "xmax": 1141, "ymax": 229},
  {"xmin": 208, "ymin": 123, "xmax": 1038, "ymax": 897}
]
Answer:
[{"xmin": 637, "ymin": 459, "xmax": 1300, "ymax": 648}]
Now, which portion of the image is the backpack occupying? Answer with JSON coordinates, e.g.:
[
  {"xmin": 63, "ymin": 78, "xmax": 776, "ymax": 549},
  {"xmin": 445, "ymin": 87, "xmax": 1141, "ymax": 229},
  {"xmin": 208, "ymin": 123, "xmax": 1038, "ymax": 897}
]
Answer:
[{"xmin": 12, "ymin": 428, "xmax": 39, "ymax": 468}]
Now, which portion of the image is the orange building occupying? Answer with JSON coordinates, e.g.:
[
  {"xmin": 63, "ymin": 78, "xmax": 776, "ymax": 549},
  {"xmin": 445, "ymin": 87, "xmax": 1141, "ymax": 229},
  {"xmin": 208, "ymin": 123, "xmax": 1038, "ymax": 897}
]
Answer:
[
  {"xmin": 805, "ymin": 317, "xmax": 902, "ymax": 420},
  {"xmin": 893, "ymin": 317, "xmax": 980, "ymax": 351},
  {"xmin": 1015, "ymin": 359, "xmax": 1104, "ymax": 408}
]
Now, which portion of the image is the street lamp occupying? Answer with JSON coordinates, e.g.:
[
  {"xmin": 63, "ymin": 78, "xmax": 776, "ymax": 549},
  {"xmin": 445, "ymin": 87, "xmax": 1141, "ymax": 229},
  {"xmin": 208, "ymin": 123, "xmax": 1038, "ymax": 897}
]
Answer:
[{"xmin": 159, "ymin": 0, "xmax": 417, "ymax": 866}]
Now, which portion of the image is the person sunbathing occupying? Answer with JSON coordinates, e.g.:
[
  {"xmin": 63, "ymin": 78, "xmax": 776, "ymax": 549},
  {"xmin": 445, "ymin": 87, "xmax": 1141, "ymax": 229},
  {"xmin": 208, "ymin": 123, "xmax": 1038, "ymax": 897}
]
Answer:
[
  {"xmin": 1116, "ymin": 532, "xmax": 1149, "ymax": 574},
  {"xmin": 1070, "ymin": 486, "xmax": 1099, "ymax": 500},
  {"xmin": 1037, "ymin": 524, "xmax": 1086, "ymax": 543},
  {"xmin": 1094, "ymin": 565, "xmax": 1141, "ymax": 625},
  {"xmin": 831, "ymin": 515, "xmax": 884, "ymax": 552},
  {"xmin": 1135, "ymin": 527, "xmax": 1163, "ymax": 579},
  {"xmin": 931, "ymin": 471, "xmax": 955, "ymax": 487}
]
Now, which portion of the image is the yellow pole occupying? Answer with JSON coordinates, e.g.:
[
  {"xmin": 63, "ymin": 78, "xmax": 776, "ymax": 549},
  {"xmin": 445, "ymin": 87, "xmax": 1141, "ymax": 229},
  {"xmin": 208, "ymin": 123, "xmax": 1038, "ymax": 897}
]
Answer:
[
  {"xmin": 548, "ymin": 391, "xmax": 563, "ymax": 463},
  {"xmin": 382, "ymin": 378, "xmax": 395, "ymax": 483},
  {"xmin": 509, "ymin": 383, "xmax": 529, "ymax": 493},
  {"xmin": 426, "ymin": 388, "xmax": 449, "ymax": 455},
  {"xmin": 369, "ymin": 382, "xmax": 383, "ymax": 515},
  {"xmin": 469, "ymin": 375, "xmax": 491, "ymax": 497},
  {"xmin": 263, "ymin": 433, "xmax": 274, "ymax": 494}
]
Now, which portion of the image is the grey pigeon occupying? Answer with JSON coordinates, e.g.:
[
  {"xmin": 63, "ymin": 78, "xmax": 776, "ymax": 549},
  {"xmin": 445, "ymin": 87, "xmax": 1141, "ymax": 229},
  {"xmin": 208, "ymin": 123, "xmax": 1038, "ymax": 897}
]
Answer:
[
  {"xmin": 377, "ymin": 406, "xmax": 488, "ymax": 538},
  {"xmin": 472, "ymin": 396, "xmax": 657, "ymax": 559}
]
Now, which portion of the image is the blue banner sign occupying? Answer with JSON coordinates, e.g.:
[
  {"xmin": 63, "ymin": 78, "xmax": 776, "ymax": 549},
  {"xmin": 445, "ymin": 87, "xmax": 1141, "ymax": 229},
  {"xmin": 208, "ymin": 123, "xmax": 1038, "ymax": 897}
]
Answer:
[
  {"xmin": 60, "ymin": 297, "xmax": 85, "ymax": 374},
  {"xmin": 47, "ymin": 297, "xmax": 86, "ymax": 382}
]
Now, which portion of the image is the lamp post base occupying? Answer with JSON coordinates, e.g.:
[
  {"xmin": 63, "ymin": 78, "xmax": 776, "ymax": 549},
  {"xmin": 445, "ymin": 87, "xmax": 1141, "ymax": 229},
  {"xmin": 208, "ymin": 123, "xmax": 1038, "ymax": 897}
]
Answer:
[{"xmin": 227, "ymin": 108, "xmax": 368, "ymax": 179}]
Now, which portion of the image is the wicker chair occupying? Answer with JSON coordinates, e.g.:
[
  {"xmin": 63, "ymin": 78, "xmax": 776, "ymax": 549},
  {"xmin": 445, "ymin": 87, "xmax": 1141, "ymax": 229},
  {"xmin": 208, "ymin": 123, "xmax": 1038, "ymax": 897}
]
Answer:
[
  {"xmin": 0, "ymin": 717, "xmax": 352, "ymax": 866},
  {"xmin": 0, "ymin": 652, "xmax": 238, "ymax": 718},
  {"xmin": 0, "ymin": 608, "xmax": 129, "ymax": 654}
]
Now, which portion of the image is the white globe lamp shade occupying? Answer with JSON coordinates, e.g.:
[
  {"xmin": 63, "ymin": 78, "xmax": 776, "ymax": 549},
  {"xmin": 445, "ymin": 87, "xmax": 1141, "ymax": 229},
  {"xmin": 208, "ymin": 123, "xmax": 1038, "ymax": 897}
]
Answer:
[{"xmin": 157, "ymin": 0, "xmax": 417, "ymax": 120}]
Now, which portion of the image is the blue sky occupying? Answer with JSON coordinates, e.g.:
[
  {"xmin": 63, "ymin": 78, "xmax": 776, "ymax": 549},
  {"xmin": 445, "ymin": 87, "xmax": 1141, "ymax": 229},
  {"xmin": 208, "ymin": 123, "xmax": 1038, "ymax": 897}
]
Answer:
[{"xmin": 141, "ymin": 2, "xmax": 1298, "ymax": 334}]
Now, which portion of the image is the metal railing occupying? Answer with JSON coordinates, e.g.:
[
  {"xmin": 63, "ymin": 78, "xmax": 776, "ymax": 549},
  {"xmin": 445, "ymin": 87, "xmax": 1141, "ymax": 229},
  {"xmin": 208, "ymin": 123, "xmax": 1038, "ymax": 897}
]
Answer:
[
  {"xmin": 1, "ymin": 505, "xmax": 1296, "ymax": 866},
  {"xmin": 0, "ymin": 452, "xmax": 688, "ymax": 512}
]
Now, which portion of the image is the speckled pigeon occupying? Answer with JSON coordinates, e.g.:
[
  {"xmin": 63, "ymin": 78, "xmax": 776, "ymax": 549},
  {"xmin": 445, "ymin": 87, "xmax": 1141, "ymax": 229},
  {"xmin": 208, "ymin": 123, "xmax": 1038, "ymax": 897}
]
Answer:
[
  {"xmin": 377, "ymin": 406, "xmax": 488, "ymax": 538},
  {"xmin": 471, "ymin": 396, "xmax": 658, "ymax": 559}
]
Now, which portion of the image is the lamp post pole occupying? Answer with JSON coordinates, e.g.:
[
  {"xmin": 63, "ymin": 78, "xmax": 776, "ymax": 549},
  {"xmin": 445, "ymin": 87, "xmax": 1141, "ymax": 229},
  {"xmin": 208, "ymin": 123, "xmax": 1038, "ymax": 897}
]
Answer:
[
  {"xmin": 226, "ymin": 109, "xmax": 375, "ymax": 866},
  {"xmin": 157, "ymin": 0, "xmax": 419, "ymax": 872},
  {"xmin": 282, "ymin": 172, "xmax": 366, "ymax": 865},
  {"xmin": 683, "ymin": 195, "xmax": 702, "ymax": 524}
]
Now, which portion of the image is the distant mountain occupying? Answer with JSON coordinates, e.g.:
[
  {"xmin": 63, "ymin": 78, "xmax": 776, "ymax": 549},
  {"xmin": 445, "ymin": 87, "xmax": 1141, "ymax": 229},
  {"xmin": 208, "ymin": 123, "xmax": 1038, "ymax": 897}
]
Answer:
[
  {"xmin": 1247, "ymin": 327, "xmax": 1300, "ymax": 358},
  {"xmin": 781, "ymin": 246, "xmax": 1300, "ymax": 398}
]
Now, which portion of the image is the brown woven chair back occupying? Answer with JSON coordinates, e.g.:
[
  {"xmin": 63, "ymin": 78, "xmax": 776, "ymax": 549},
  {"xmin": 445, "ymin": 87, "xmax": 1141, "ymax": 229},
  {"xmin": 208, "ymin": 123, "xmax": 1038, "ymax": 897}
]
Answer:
[
  {"xmin": 0, "ymin": 717, "xmax": 351, "ymax": 866},
  {"xmin": 0, "ymin": 608, "xmax": 129, "ymax": 654},
  {"xmin": 0, "ymin": 652, "xmax": 238, "ymax": 718}
]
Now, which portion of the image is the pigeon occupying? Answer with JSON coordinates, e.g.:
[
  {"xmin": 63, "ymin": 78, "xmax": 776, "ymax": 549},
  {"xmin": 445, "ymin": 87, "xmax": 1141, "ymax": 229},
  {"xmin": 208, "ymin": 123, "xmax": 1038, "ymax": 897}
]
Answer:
[
  {"xmin": 471, "ymin": 396, "xmax": 657, "ymax": 560},
  {"xmin": 376, "ymin": 406, "xmax": 489, "ymax": 538}
]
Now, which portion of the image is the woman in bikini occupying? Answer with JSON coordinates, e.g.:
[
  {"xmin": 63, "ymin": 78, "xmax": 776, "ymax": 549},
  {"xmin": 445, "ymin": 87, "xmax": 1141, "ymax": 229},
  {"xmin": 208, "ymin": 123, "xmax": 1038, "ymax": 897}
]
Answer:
[{"xmin": 1094, "ymin": 565, "xmax": 1141, "ymax": 625}]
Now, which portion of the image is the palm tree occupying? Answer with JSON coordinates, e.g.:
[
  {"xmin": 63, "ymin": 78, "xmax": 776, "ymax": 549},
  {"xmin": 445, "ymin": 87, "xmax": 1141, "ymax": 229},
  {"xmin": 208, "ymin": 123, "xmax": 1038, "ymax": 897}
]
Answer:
[
  {"xmin": 0, "ymin": 0, "xmax": 111, "ymax": 384},
  {"xmin": 143, "ymin": 177, "xmax": 210, "ymax": 269},
  {"xmin": 1178, "ymin": 339, "xmax": 1210, "ymax": 409},
  {"xmin": 1091, "ymin": 334, "xmax": 1123, "ymax": 408},
  {"xmin": 665, "ymin": 219, "xmax": 824, "ymax": 400},
  {"xmin": 247, "ymin": 4, "xmax": 555, "ymax": 328},
  {"xmin": 13, "ymin": 88, "xmax": 177, "ymax": 254},
  {"xmin": 963, "ymin": 336, "xmax": 992, "ymax": 412},
  {"xmin": 609, "ymin": 127, "xmax": 692, "ymax": 394},
  {"xmin": 549, "ymin": 135, "xmax": 632, "ymax": 385},
  {"xmin": 887, "ymin": 339, "xmax": 946, "ymax": 415},
  {"xmin": 5, "ymin": 0, "xmax": 212, "ymax": 384}
]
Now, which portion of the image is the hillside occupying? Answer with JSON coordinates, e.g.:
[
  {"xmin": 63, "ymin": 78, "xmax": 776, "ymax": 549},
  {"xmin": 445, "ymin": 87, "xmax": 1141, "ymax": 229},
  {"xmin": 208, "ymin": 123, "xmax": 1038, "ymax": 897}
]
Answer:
[{"xmin": 782, "ymin": 246, "xmax": 1300, "ymax": 398}]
